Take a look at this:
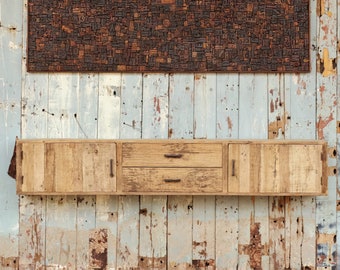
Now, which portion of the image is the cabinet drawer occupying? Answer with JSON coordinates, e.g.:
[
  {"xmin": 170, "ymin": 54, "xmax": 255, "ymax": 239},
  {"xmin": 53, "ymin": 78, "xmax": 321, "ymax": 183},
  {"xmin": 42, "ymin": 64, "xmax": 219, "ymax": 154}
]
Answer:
[
  {"xmin": 121, "ymin": 168, "xmax": 223, "ymax": 193},
  {"xmin": 122, "ymin": 142, "xmax": 222, "ymax": 167}
]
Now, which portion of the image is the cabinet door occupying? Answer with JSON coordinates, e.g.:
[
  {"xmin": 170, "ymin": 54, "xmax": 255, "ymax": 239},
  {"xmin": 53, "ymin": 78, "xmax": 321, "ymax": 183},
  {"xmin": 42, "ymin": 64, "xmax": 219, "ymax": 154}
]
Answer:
[
  {"xmin": 227, "ymin": 143, "xmax": 326, "ymax": 195},
  {"xmin": 17, "ymin": 141, "xmax": 116, "ymax": 194},
  {"xmin": 46, "ymin": 142, "xmax": 116, "ymax": 193}
]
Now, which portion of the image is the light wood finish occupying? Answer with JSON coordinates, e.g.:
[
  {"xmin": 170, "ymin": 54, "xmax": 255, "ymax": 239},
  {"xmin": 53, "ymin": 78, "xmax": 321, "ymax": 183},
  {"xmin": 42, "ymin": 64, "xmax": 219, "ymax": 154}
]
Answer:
[
  {"xmin": 17, "ymin": 140, "xmax": 116, "ymax": 194},
  {"xmin": 122, "ymin": 168, "xmax": 222, "ymax": 193},
  {"xmin": 227, "ymin": 142, "xmax": 327, "ymax": 195},
  {"xmin": 122, "ymin": 142, "xmax": 222, "ymax": 167},
  {"xmin": 16, "ymin": 139, "xmax": 328, "ymax": 195}
]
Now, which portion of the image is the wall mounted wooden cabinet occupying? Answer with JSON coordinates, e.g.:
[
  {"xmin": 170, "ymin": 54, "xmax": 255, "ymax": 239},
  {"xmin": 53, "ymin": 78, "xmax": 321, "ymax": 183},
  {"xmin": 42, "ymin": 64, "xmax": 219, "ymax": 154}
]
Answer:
[{"xmin": 15, "ymin": 139, "xmax": 328, "ymax": 196}]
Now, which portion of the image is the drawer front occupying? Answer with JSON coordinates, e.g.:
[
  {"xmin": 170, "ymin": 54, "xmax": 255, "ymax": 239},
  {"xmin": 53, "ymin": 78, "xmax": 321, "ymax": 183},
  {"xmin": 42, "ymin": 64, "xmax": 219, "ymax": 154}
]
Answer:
[
  {"xmin": 122, "ymin": 143, "xmax": 222, "ymax": 167},
  {"xmin": 122, "ymin": 168, "xmax": 223, "ymax": 193}
]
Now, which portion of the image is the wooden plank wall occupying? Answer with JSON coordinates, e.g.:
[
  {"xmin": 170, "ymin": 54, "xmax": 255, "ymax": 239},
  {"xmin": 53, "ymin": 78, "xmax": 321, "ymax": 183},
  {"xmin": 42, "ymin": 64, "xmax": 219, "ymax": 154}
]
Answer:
[{"xmin": 0, "ymin": 0, "xmax": 338, "ymax": 269}]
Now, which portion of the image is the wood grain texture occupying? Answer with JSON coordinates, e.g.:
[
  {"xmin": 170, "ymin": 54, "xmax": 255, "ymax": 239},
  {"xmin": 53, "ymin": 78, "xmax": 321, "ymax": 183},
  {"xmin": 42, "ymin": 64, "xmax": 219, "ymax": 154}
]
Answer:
[
  {"xmin": 228, "ymin": 143, "xmax": 325, "ymax": 194},
  {"xmin": 139, "ymin": 73, "xmax": 168, "ymax": 269},
  {"xmin": 122, "ymin": 142, "xmax": 222, "ymax": 167},
  {"xmin": 215, "ymin": 73, "xmax": 240, "ymax": 270},
  {"xmin": 7, "ymin": 0, "xmax": 339, "ymax": 267},
  {"xmin": 167, "ymin": 74, "xmax": 194, "ymax": 269},
  {"xmin": 0, "ymin": 0, "xmax": 22, "ymax": 263},
  {"xmin": 316, "ymin": 0, "xmax": 338, "ymax": 267},
  {"xmin": 122, "ymin": 167, "xmax": 223, "ymax": 193}
]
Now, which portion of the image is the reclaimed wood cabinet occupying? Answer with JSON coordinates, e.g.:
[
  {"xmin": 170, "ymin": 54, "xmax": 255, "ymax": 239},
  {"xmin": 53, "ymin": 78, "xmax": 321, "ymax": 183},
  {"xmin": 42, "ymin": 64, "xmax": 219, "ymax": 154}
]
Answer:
[{"xmin": 15, "ymin": 139, "xmax": 328, "ymax": 195}]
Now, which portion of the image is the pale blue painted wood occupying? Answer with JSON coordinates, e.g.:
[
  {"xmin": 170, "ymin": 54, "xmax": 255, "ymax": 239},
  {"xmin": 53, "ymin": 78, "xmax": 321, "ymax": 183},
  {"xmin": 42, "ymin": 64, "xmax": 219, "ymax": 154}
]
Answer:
[
  {"xmin": 140, "ymin": 73, "xmax": 168, "ymax": 269},
  {"xmin": 315, "ymin": 0, "xmax": 338, "ymax": 268},
  {"xmin": 76, "ymin": 74, "xmax": 98, "ymax": 269},
  {"xmin": 267, "ymin": 73, "xmax": 286, "ymax": 269},
  {"xmin": 117, "ymin": 74, "xmax": 143, "ymax": 268},
  {"xmin": 167, "ymin": 74, "xmax": 194, "ymax": 268},
  {"xmin": 0, "ymin": 0, "xmax": 22, "ymax": 260},
  {"xmin": 215, "ymin": 74, "xmax": 240, "ymax": 269},
  {"xmin": 98, "ymin": 74, "xmax": 122, "ymax": 139},
  {"xmin": 192, "ymin": 74, "xmax": 217, "ymax": 267},
  {"xmin": 2, "ymin": 0, "xmax": 339, "ymax": 268},
  {"xmin": 216, "ymin": 74, "xmax": 239, "ymax": 139},
  {"xmin": 238, "ymin": 73, "xmax": 269, "ymax": 269},
  {"xmin": 76, "ymin": 196, "xmax": 96, "ymax": 270},
  {"xmin": 19, "ymin": 195, "xmax": 46, "ymax": 269},
  {"xmin": 45, "ymin": 74, "xmax": 80, "ymax": 268},
  {"xmin": 97, "ymin": 73, "xmax": 122, "ymax": 268}
]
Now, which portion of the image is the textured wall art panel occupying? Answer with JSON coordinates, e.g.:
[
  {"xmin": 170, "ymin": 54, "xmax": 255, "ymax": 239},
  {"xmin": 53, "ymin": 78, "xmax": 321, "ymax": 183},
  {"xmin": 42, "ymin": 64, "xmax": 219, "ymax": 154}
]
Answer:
[{"xmin": 27, "ymin": 0, "xmax": 309, "ymax": 72}]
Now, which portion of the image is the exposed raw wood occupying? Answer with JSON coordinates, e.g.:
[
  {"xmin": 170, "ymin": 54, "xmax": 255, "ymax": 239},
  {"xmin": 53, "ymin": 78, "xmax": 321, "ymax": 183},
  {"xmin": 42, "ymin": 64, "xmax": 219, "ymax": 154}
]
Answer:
[
  {"xmin": 228, "ymin": 143, "xmax": 326, "ymax": 194},
  {"xmin": 15, "ymin": 139, "xmax": 328, "ymax": 195},
  {"xmin": 1, "ymin": 0, "xmax": 339, "ymax": 268},
  {"xmin": 122, "ymin": 167, "xmax": 222, "ymax": 193},
  {"xmin": 122, "ymin": 142, "xmax": 222, "ymax": 167}
]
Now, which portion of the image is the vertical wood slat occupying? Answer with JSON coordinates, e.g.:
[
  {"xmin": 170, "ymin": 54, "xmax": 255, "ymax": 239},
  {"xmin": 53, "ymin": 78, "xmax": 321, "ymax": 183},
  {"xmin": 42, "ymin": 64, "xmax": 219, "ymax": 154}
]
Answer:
[
  {"xmin": 20, "ymin": 0, "xmax": 48, "ymax": 261},
  {"xmin": 19, "ymin": 1, "xmax": 49, "ymax": 260},
  {"xmin": 284, "ymin": 0, "xmax": 318, "ymax": 265},
  {"xmin": 76, "ymin": 74, "xmax": 98, "ymax": 269},
  {"xmin": 167, "ymin": 74, "xmax": 194, "ymax": 269},
  {"xmin": 215, "ymin": 74, "xmax": 240, "ymax": 269},
  {"xmin": 0, "ymin": 0, "xmax": 22, "ymax": 264},
  {"xmin": 316, "ymin": 0, "xmax": 338, "ymax": 267},
  {"xmin": 97, "ymin": 73, "xmax": 122, "ymax": 269},
  {"xmin": 238, "ymin": 73, "xmax": 269, "ymax": 269},
  {"xmin": 76, "ymin": 196, "xmax": 96, "ymax": 270},
  {"xmin": 116, "ymin": 74, "xmax": 143, "ymax": 268},
  {"xmin": 18, "ymin": 195, "xmax": 46, "ymax": 269},
  {"xmin": 139, "ymin": 73, "xmax": 168, "ymax": 269},
  {"xmin": 192, "ymin": 73, "xmax": 216, "ymax": 269},
  {"xmin": 45, "ymin": 74, "xmax": 79, "ymax": 268},
  {"xmin": 45, "ymin": 196, "xmax": 77, "ymax": 268},
  {"xmin": 268, "ymin": 73, "xmax": 286, "ymax": 269}
]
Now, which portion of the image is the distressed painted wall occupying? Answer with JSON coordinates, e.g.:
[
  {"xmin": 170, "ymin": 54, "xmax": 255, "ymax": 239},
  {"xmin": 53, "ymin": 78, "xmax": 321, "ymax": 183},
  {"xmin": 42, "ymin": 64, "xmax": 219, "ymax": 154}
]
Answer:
[{"xmin": 0, "ymin": 0, "xmax": 338, "ymax": 269}]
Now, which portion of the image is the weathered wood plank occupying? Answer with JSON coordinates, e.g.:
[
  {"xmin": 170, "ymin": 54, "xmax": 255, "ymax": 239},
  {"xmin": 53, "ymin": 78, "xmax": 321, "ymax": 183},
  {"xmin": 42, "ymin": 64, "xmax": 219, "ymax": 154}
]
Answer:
[
  {"xmin": 269, "ymin": 197, "xmax": 286, "ymax": 269},
  {"xmin": 97, "ymin": 73, "xmax": 122, "ymax": 269},
  {"xmin": 168, "ymin": 74, "xmax": 194, "ymax": 269},
  {"xmin": 45, "ymin": 196, "xmax": 77, "ymax": 268},
  {"xmin": 215, "ymin": 74, "xmax": 240, "ymax": 269},
  {"xmin": 238, "ymin": 73, "xmax": 270, "ymax": 269},
  {"xmin": 116, "ymin": 74, "xmax": 143, "ymax": 268},
  {"xmin": 98, "ymin": 74, "xmax": 122, "ymax": 139},
  {"xmin": 139, "ymin": 196, "xmax": 167, "ymax": 269},
  {"xmin": 76, "ymin": 196, "xmax": 96, "ymax": 270},
  {"xmin": 192, "ymin": 73, "xmax": 216, "ymax": 269},
  {"xmin": 316, "ymin": 0, "xmax": 338, "ymax": 268},
  {"xmin": 18, "ymin": 195, "xmax": 46, "ymax": 269},
  {"xmin": 193, "ymin": 73, "xmax": 217, "ymax": 139},
  {"xmin": 139, "ymin": 73, "xmax": 168, "ymax": 269},
  {"xmin": 95, "ymin": 196, "xmax": 118, "ymax": 269},
  {"xmin": 20, "ymin": 2, "xmax": 48, "ymax": 261},
  {"xmin": 267, "ymin": 73, "xmax": 286, "ymax": 269},
  {"xmin": 45, "ymin": 74, "xmax": 79, "ymax": 268},
  {"xmin": 72, "ymin": 74, "xmax": 98, "ymax": 270},
  {"xmin": 0, "ymin": 0, "xmax": 22, "ymax": 263},
  {"xmin": 142, "ymin": 73, "xmax": 169, "ymax": 139},
  {"xmin": 117, "ymin": 195, "xmax": 140, "ymax": 269}
]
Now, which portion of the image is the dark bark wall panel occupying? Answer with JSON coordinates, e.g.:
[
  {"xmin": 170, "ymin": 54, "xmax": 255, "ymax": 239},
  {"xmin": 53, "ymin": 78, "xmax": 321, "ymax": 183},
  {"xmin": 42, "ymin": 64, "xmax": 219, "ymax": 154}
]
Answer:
[{"xmin": 27, "ymin": 0, "xmax": 309, "ymax": 72}]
